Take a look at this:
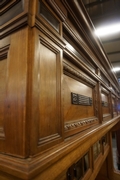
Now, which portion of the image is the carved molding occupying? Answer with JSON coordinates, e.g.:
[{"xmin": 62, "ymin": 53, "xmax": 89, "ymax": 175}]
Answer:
[
  {"xmin": 35, "ymin": 17, "xmax": 66, "ymax": 49},
  {"xmin": 0, "ymin": 0, "xmax": 23, "ymax": 26},
  {"xmin": 101, "ymin": 87, "xmax": 109, "ymax": 95},
  {"xmin": 38, "ymin": 133, "xmax": 61, "ymax": 145},
  {"xmin": 64, "ymin": 117, "xmax": 98, "ymax": 131},
  {"xmin": 63, "ymin": 63, "xmax": 96, "ymax": 87},
  {"xmin": 0, "ymin": 116, "xmax": 119, "ymax": 179},
  {"xmin": 0, "ymin": 0, "xmax": 28, "ymax": 39},
  {"xmin": 47, "ymin": 0, "xmax": 66, "ymax": 21},
  {"xmin": 0, "ymin": 45, "xmax": 9, "ymax": 60},
  {"xmin": 63, "ymin": 22, "xmax": 97, "ymax": 73},
  {"xmin": 103, "ymin": 114, "xmax": 111, "ymax": 118},
  {"xmin": 39, "ymin": 36, "xmax": 59, "ymax": 54},
  {"xmin": 62, "ymin": 0, "xmax": 119, "ymax": 93},
  {"xmin": 0, "ymin": 0, "xmax": 13, "ymax": 9}
]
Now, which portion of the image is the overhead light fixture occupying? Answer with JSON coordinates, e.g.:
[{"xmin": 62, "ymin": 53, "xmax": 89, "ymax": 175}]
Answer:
[
  {"xmin": 95, "ymin": 23, "xmax": 120, "ymax": 37},
  {"xmin": 113, "ymin": 67, "xmax": 120, "ymax": 72}
]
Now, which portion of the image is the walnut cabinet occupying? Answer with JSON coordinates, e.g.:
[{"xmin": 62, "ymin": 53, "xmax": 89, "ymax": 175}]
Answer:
[{"xmin": 0, "ymin": 0, "xmax": 120, "ymax": 179}]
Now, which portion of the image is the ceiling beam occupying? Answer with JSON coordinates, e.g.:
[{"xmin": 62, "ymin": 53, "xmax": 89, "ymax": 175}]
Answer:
[
  {"xmin": 102, "ymin": 38, "xmax": 120, "ymax": 43},
  {"xmin": 111, "ymin": 61, "xmax": 120, "ymax": 64},
  {"xmin": 84, "ymin": 0, "xmax": 110, "ymax": 8},
  {"xmin": 107, "ymin": 51, "xmax": 120, "ymax": 55}
]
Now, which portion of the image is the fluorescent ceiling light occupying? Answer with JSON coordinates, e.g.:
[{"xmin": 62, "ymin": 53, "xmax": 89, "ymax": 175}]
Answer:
[
  {"xmin": 95, "ymin": 23, "xmax": 120, "ymax": 37},
  {"xmin": 113, "ymin": 67, "xmax": 120, "ymax": 72}
]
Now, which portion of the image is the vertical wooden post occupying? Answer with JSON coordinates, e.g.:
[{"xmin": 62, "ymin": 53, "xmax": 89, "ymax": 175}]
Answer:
[{"xmin": 97, "ymin": 82, "xmax": 103, "ymax": 123}]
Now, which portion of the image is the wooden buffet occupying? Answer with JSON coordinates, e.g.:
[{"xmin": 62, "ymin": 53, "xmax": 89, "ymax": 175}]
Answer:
[{"xmin": 0, "ymin": 0, "xmax": 120, "ymax": 179}]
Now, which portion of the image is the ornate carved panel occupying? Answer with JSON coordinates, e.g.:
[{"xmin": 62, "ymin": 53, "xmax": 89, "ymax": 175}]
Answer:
[
  {"xmin": 63, "ymin": 62, "xmax": 98, "ymax": 137},
  {"xmin": 63, "ymin": 62, "xmax": 96, "ymax": 87}
]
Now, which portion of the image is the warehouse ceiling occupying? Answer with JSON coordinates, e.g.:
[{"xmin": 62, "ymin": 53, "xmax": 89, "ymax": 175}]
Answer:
[{"xmin": 82, "ymin": 0, "xmax": 120, "ymax": 82}]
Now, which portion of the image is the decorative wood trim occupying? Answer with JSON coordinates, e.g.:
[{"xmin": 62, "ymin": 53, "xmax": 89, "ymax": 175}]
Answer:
[
  {"xmin": 0, "ymin": 116, "xmax": 119, "ymax": 179},
  {"xmin": 63, "ymin": 48, "xmax": 116, "ymax": 96},
  {"xmin": 38, "ymin": 133, "xmax": 61, "ymax": 145},
  {"xmin": 63, "ymin": 62, "xmax": 96, "ymax": 87},
  {"xmin": 0, "ymin": 0, "xmax": 16, "ymax": 10},
  {"xmin": 64, "ymin": 117, "xmax": 98, "ymax": 131},
  {"xmin": 61, "ymin": 0, "xmax": 119, "ymax": 92},
  {"xmin": 35, "ymin": 17, "xmax": 66, "ymax": 49},
  {"xmin": 39, "ymin": 36, "xmax": 59, "ymax": 54},
  {"xmin": 101, "ymin": 72, "xmax": 109, "ymax": 87},
  {"xmin": 63, "ymin": 22, "xmax": 98, "ymax": 72},
  {"xmin": 64, "ymin": 118, "xmax": 99, "ymax": 138},
  {"xmin": 0, "ymin": 14, "xmax": 28, "ymax": 39},
  {"xmin": 36, "ymin": 6, "xmax": 119, "ymax": 96},
  {"xmin": 0, "ymin": 45, "xmax": 9, "ymax": 60},
  {"xmin": 46, "ymin": 0, "xmax": 66, "ymax": 22},
  {"xmin": 103, "ymin": 114, "xmax": 111, "ymax": 118},
  {"xmin": 101, "ymin": 87, "xmax": 109, "ymax": 95},
  {"xmin": 0, "ymin": 0, "xmax": 29, "ymax": 39},
  {"xmin": 0, "ymin": 1, "xmax": 23, "ymax": 26},
  {"xmin": 112, "ymin": 94, "xmax": 115, "ymax": 98}
]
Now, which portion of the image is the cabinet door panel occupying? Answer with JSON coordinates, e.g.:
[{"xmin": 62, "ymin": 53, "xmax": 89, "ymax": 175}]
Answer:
[
  {"xmin": 0, "ymin": 28, "xmax": 28, "ymax": 157},
  {"xmin": 30, "ymin": 29, "xmax": 63, "ymax": 154}
]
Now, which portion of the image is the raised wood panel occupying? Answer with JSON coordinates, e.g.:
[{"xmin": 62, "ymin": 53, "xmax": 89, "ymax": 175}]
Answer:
[
  {"xmin": 38, "ymin": 40, "xmax": 61, "ymax": 145},
  {"xmin": 63, "ymin": 74, "xmax": 94, "ymax": 122},
  {"xmin": 0, "ymin": 43, "xmax": 10, "ymax": 152},
  {"xmin": 63, "ymin": 73, "xmax": 99, "ymax": 137},
  {"xmin": 101, "ymin": 93, "xmax": 109, "ymax": 115},
  {"xmin": 0, "ymin": 59, "xmax": 7, "ymax": 139},
  {"xmin": 29, "ymin": 28, "xmax": 63, "ymax": 154},
  {"xmin": 3, "ymin": 27, "xmax": 28, "ymax": 157}
]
